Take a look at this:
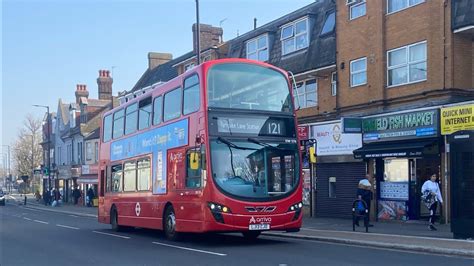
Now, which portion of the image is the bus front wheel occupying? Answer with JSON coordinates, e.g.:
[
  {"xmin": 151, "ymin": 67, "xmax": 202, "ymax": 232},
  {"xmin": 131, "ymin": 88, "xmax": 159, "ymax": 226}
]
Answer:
[
  {"xmin": 164, "ymin": 206, "xmax": 181, "ymax": 241},
  {"xmin": 242, "ymin": 231, "xmax": 261, "ymax": 240}
]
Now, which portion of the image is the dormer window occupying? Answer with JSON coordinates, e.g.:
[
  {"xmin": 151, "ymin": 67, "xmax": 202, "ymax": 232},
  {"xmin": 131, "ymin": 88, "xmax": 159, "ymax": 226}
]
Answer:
[
  {"xmin": 281, "ymin": 17, "xmax": 309, "ymax": 56},
  {"xmin": 246, "ymin": 34, "xmax": 269, "ymax": 61}
]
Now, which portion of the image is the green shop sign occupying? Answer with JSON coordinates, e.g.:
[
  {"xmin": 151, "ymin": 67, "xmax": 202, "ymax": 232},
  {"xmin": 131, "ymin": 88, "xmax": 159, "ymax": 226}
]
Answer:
[{"xmin": 362, "ymin": 110, "xmax": 439, "ymax": 142}]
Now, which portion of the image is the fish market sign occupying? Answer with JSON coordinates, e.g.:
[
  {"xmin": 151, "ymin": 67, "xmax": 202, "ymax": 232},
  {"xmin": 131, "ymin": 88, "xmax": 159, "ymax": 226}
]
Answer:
[{"xmin": 362, "ymin": 110, "xmax": 438, "ymax": 142}]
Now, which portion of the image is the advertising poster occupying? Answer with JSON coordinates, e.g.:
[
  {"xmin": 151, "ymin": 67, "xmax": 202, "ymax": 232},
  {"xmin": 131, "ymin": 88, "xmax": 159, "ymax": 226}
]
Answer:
[
  {"xmin": 378, "ymin": 200, "xmax": 407, "ymax": 220},
  {"xmin": 110, "ymin": 119, "xmax": 188, "ymax": 194}
]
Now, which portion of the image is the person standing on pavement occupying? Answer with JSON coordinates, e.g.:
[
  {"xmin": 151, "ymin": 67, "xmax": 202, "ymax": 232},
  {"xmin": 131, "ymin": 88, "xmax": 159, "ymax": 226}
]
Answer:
[
  {"xmin": 356, "ymin": 174, "xmax": 374, "ymax": 227},
  {"xmin": 87, "ymin": 187, "xmax": 95, "ymax": 207},
  {"xmin": 73, "ymin": 187, "xmax": 80, "ymax": 205},
  {"xmin": 421, "ymin": 173, "xmax": 443, "ymax": 231}
]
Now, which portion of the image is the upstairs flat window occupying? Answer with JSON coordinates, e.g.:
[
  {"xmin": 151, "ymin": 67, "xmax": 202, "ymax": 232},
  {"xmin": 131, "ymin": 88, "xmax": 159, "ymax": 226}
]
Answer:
[
  {"xmin": 281, "ymin": 18, "xmax": 309, "ymax": 56},
  {"xmin": 293, "ymin": 79, "xmax": 317, "ymax": 109},
  {"xmin": 350, "ymin": 1, "xmax": 366, "ymax": 20},
  {"xmin": 320, "ymin": 12, "xmax": 335, "ymax": 35},
  {"xmin": 387, "ymin": 0, "xmax": 424, "ymax": 14},
  {"xmin": 246, "ymin": 34, "xmax": 269, "ymax": 61},
  {"xmin": 350, "ymin": 57, "xmax": 367, "ymax": 87},
  {"xmin": 387, "ymin": 41, "xmax": 427, "ymax": 87}
]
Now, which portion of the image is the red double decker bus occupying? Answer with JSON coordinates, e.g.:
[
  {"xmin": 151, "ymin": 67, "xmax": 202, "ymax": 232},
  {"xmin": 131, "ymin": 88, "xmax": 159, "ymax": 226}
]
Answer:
[{"xmin": 98, "ymin": 58, "xmax": 302, "ymax": 240}]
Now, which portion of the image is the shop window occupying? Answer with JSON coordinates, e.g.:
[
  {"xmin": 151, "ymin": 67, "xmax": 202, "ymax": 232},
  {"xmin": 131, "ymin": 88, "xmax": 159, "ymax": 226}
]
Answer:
[{"xmin": 329, "ymin": 177, "xmax": 336, "ymax": 198}]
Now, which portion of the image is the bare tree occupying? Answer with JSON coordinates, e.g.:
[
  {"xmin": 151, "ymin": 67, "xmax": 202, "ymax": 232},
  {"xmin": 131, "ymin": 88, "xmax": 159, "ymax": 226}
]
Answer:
[{"xmin": 12, "ymin": 114, "xmax": 43, "ymax": 191}]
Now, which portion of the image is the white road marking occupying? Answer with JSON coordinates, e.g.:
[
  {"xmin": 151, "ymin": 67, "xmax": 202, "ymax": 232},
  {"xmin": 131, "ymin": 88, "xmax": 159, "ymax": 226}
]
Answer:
[
  {"xmin": 151, "ymin": 241, "xmax": 227, "ymax": 256},
  {"xmin": 69, "ymin": 215, "xmax": 79, "ymax": 218},
  {"xmin": 56, "ymin": 224, "xmax": 79, "ymax": 230},
  {"xmin": 33, "ymin": 219, "xmax": 49, "ymax": 224},
  {"xmin": 92, "ymin": 231, "xmax": 130, "ymax": 239},
  {"xmin": 23, "ymin": 217, "xmax": 32, "ymax": 221}
]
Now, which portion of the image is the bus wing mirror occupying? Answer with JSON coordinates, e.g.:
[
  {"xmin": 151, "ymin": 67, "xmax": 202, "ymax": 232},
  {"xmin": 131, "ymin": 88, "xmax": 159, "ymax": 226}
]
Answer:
[{"xmin": 189, "ymin": 152, "xmax": 200, "ymax": 170}]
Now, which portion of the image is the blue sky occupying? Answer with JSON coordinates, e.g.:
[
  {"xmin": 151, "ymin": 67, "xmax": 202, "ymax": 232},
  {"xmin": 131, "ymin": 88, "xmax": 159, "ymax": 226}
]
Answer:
[{"xmin": 1, "ymin": 0, "xmax": 314, "ymax": 149}]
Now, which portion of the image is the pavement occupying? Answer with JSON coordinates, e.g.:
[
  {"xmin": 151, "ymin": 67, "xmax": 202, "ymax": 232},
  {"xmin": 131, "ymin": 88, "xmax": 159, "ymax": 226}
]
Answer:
[
  {"xmin": 4, "ymin": 193, "xmax": 474, "ymax": 259},
  {"xmin": 2, "ymin": 203, "xmax": 472, "ymax": 266}
]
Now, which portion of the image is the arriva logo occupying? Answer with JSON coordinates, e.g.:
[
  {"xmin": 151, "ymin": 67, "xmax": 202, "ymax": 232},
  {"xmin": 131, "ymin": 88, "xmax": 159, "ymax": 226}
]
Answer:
[{"xmin": 249, "ymin": 216, "xmax": 272, "ymax": 224}]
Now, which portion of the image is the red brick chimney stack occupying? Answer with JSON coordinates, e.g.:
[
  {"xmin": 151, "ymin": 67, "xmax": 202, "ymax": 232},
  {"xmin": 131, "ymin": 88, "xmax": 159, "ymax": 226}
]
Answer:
[
  {"xmin": 97, "ymin": 69, "xmax": 113, "ymax": 100},
  {"xmin": 75, "ymin": 84, "xmax": 89, "ymax": 104}
]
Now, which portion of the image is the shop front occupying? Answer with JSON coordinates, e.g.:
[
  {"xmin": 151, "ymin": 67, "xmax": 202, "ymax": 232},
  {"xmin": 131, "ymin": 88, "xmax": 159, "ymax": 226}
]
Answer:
[
  {"xmin": 440, "ymin": 103, "xmax": 474, "ymax": 238},
  {"xmin": 354, "ymin": 109, "xmax": 441, "ymax": 221},
  {"xmin": 312, "ymin": 121, "xmax": 364, "ymax": 219},
  {"xmin": 78, "ymin": 164, "xmax": 98, "ymax": 206}
]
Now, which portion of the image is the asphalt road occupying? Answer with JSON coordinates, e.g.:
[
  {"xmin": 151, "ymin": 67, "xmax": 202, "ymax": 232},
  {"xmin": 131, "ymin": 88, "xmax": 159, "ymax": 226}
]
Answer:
[{"xmin": 1, "ymin": 203, "xmax": 472, "ymax": 266}]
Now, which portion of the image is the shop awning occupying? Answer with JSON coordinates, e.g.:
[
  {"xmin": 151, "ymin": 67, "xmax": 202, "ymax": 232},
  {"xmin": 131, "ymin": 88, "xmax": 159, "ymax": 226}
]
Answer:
[{"xmin": 353, "ymin": 140, "xmax": 436, "ymax": 159}]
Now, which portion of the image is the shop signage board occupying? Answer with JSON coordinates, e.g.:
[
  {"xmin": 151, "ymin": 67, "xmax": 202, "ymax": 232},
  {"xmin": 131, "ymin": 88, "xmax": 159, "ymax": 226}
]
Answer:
[
  {"xmin": 362, "ymin": 109, "xmax": 438, "ymax": 142},
  {"xmin": 342, "ymin": 117, "xmax": 362, "ymax": 133},
  {"xmin": 440, "ymin": 104, "xmax": 474, "ymax": 135},
  {"xmin": 312, "ymin": 122, "xmax": 362, "ymax": 156},
  {"xmin": 298, "ymin": 126, "xmax": 309, "ymax": 140}
]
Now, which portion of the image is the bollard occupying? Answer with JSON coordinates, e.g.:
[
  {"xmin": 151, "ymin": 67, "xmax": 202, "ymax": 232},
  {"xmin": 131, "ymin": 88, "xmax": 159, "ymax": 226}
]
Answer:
[{"xmin": 24, "ymin": 196, "xmax": 27, "ymax": 206}]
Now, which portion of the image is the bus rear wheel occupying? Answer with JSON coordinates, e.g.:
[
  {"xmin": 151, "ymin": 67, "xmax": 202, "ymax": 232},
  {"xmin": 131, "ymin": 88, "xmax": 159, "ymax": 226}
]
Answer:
[
  {"xmin": 242, "ymin": 231, "xmax": 261, "ymax": 240},
  {"xmin": 164, "ymin": 206, "xmax": 181, "ymax": 241}
]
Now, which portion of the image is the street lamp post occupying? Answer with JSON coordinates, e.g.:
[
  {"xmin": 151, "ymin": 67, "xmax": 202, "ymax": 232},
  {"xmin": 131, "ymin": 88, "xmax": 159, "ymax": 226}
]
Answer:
[
  {"xmin": 1, "ymin": 145, "xmax": 11, "ymax": 192},
  {"xmin": 33, "ymin": 105, "xmax": 51, "ymax": 190}
]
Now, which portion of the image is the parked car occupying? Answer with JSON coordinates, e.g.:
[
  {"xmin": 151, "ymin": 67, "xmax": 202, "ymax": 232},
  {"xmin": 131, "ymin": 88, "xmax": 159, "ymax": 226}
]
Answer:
[{"xmin": 0, "ymin": 189, "xmax": 5, "ymax": 206}]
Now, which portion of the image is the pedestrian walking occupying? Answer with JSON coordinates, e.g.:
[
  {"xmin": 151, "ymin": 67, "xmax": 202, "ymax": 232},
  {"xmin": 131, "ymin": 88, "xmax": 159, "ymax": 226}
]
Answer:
[
  {"xmin": 421, "ymin": 173, "xmax": 443, "ymax": 231},
  {"xmin": 355, "ymin": 174, "xmax": 374, "ymax": 227}
]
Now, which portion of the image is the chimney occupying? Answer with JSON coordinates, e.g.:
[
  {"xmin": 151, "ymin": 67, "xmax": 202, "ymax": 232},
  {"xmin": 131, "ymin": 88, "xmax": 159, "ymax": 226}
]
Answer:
[
  {"xmin": 97, "ymin": 70, "xmax": 113, "ymax": 101},
  {"xmin": 192, "ymin": 23, "xmax": 223, "ymax": 53},
  {"xmin": 75, "ymin": 84, "xmax": 89, "ymax": 104},
  {"xmin": 148, "ymin": 52, "xmax": 173, "ymax": 70}
]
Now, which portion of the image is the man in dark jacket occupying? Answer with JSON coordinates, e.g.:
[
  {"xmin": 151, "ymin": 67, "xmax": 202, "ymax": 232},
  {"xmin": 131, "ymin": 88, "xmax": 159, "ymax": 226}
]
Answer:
[{"xmin": 87, "ymin": 187, "xmax": 95, "ymax": 207}]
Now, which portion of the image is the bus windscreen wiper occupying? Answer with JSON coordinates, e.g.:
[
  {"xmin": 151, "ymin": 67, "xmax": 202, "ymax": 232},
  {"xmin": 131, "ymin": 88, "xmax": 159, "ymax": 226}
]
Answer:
[
  {"xmin": 247, "ymin": 138, "xmax": 286, "ymax": 151},
  {"xmin": 217, "ymin": 137, "xmax": 257, "ymax": 150}
]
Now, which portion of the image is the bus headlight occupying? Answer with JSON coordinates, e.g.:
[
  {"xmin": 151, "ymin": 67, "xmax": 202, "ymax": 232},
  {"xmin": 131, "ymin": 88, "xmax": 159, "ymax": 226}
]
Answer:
[{"xmin": 288, "ymin": 202, "xmax": 303, "ymax": 221}]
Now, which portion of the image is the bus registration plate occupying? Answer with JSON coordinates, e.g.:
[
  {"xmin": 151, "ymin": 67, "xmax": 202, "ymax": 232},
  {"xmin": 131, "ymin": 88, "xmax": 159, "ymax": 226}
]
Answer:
[{"xmin": 249, "ymin": 224, "xmax": 270, "ymax": 230}]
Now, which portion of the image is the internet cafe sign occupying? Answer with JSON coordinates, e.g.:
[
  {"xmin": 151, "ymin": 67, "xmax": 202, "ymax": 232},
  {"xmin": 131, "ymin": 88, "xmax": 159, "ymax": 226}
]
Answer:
[
  {"xmin": 313, "ymin": 122, "xmax": 362, "ymax": 156},
  {"xmin": 362, "ymin": 109, "xmax": 439, "ymax": 142},
  {"xmin": 440, "ymin": 104, "xmax": 473, "ymax": 135}
]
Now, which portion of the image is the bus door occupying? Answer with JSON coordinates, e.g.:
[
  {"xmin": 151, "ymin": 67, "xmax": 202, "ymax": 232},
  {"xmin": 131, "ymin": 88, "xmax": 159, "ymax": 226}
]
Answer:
[
  {"xmin": 168, "ymin": 147, "xmax": 204, "ymax": 227},
  {"xmin": 98, "ymin": 166, "xmax": 107, "ymax": 223}
]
